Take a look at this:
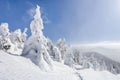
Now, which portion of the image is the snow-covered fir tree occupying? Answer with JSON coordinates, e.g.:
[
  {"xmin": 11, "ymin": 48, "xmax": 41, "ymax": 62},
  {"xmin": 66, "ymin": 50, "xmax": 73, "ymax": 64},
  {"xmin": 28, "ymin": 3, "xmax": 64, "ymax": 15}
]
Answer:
[
  {"xmin": 56, "ymin": 38, "xmax": 68, "ymax": 60},
  {"xmin": 22, "ymin": 5, "xmax": 54, "ymax": 71},
  {"xmin": 64, "ymin": 47, "xmax": 74, "ymax": 67},
  {"xmin": 0, "ymin": 23, "xmax": 11, "ymax": 51},
  {"xmin": 0, "ymin": 23, "xmax": 27, "ymax": 55},
  {"xmin": 46, "ymin": 38, "xmax": 62, "ymax": 62}
]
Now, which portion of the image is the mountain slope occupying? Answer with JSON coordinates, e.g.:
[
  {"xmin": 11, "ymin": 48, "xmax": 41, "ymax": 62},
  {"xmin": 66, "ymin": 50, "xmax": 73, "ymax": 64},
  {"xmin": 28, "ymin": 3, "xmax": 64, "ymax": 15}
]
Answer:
[
  {"xmin": 0, "ymin": 50, "xmax": 120, "ymax": 80},
  {"xmin": 72, "ymin": 45, "xmax": 120, "ymax": 74},
  {"xmin": 82, "ymin": 52, "xmax": 120, "ymax": 74},
  {"xmin": 0, "ymin": 50, "xmax": 79, "ymax": 80}
]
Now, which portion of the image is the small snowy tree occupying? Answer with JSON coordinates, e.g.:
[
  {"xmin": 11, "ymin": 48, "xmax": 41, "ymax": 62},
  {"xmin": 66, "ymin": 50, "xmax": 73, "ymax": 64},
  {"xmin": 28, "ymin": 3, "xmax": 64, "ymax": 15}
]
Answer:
[
  {"xmin": 72, "ymin": 49, "xmax": 81, "ymax": 64},
  {"xmin": 64, "ymin": 47, "xmax": 74, "ymax": 67},
  {"xmin": 0, "ymin": 23, "xmax": 11, "ymax": 51},
  {"xmin": 10, "ymin": 29, "xmax": 22, "ymax": 44},
  {"xmin": 52, "ymin": 46, "xmax": 61, "ymax": 62},
  {"xmin": 0, "ymin": 23, "xmax": 27, "ymax": 55},
  {"xmin": 0, "ymin": 23, "xmax": 10, "ymax": 37},
  {"xmin": 56, "ymin": 38, "xmax": 68, "ymax": 60},
  {"xmin": 46, "ymin": 38, "xmax": 61, "ymax": 62},
  {"xmin": 21, "ymin": 28, "xmax": 27, "ymax": 42},
  {"xmin": 9, "ymin": 28, "xmax": 27, "ymax": 55}
]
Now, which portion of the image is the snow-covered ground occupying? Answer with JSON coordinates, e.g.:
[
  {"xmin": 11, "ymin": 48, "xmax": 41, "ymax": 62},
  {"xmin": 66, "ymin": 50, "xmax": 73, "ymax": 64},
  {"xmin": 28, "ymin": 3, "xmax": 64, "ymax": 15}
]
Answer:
[
  {"xmin": 0, "ymin": 50, "xmax": 79, "ymax": 80},
  {"xmin": 0, "ymin": 50, "xmax": 120, "ymax": 80}
]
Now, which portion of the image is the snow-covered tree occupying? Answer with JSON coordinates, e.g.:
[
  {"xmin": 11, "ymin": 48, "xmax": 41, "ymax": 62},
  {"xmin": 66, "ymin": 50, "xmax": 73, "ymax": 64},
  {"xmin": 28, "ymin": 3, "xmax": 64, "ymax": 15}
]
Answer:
[
  {"xmin": 64, "ymin": 47, "xmax": 74, "ymax": 67},
  {"xmin": 0, "ymin": 23, "xmax": 11, "ymax": 51},
  {"xmin": 9, "ymin": 28, "xmax": 27, "ymax": 55},
  {"xmin": 10, "ymin": 29, "xmax": 22, "ymax": 44},
  {"xmin": 72, "ymin": 49, "xmax": 81, "ymax": 64},
  {"xmin": 46, "ymin": 38, "xmax": 61, "ymax": 62},
  {"xmin": 10, "ymin": 28, "xmax": 27, "ymax": 46},
  {"xmin": 52, "ymin": 46, "xmax": 61, "ymax": 62},
  {"xmin": 21, "ymin": 28, "xmax": 27, "ymax": 42},
  {"xmin": 0, "ymin": 23, "xmax": 10, "ymax": 37},
  {"xmin": 22, "ymin": 5, "xmax": 53, "ymax": 71},
  {"xmin": 56, "ymin": 38, "xmax": 68, "ymax": 60},
  {"xmin": 0, "ymin": 22, "xmax": 27, "ymax": 55}
]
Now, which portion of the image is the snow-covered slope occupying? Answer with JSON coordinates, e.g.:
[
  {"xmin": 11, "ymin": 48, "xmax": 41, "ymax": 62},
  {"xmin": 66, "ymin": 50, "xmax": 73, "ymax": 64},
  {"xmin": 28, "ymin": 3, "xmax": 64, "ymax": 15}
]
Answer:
[
  {"xmin": 72, "ymin": 43, "xmax": 120, "ymax": 74},
  {"xmin": 0, "ymin": 50, "xmax": 79, "ymax": 80},
  {"xmin": 0, "ymin": 50, "xmax": 120, "ymax": 80},
  {"xmin": 80, "ymin": 52, "xmax": 120, "ymax": 74}
]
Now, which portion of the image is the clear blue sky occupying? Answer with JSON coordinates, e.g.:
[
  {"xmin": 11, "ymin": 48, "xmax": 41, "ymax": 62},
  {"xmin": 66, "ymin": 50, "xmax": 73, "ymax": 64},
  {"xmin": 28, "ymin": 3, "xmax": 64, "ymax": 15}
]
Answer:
[{"xmin": 0, "ymin": 0, "xmax": 120, "ymax": 44}]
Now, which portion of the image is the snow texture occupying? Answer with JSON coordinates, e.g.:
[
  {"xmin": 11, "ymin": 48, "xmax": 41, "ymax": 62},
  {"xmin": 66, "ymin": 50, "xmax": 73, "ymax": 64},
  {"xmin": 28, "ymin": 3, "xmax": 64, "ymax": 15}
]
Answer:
[
  {"xmin": 0, "ymin": 50, "xmax": 120, "ymax": 80},
  {"xmin": 0, "ymin": 50, "xmax": 79, "ymax": 80}
]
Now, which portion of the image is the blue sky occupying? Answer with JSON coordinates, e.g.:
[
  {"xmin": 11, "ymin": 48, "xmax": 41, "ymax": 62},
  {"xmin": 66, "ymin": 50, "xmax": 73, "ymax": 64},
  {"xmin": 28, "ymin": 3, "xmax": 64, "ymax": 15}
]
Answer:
[{"xmin": 1, "ymin": 0, "xmax": 120, "ymax": 44}]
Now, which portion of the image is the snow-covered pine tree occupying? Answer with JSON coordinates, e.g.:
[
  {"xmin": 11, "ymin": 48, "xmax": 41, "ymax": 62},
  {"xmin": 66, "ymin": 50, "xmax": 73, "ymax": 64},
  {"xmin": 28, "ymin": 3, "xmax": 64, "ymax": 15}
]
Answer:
[
  {"xmin": 22, "ymin": 5, "xmax": 53, "ymax": 71},
  {"xmin": 0, "ymin": 22, "xmax": 27, "ymax": 55},
  {"xmin": 0, "ymin": 23, "xmax": 11, "ymax": 51},
  {"xmin": 46, "ymin": 38, "xmax": 62, "ymax": 62},
  {"xmin": 56, "ymin": 38, "xmax": 68, "ymax": 60},
  {"xmin": 52, "ymin": 46, "xmax": 62, "ymax": 62},
  {"xmin": 21, "ymin": 28, "xmax": 28, "ymax": 43},
  {"xmin": 64, "ymin": 47, "xmax": 74, "ymax": 67},
  {"xmin": 72, "ymin": 49, "xmax": 81, "ymax": 64}
]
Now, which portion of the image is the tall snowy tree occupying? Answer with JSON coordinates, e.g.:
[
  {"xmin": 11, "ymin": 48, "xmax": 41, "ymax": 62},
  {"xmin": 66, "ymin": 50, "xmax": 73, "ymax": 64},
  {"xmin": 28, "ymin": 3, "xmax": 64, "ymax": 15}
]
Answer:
[{"xmin": 22, "ymin": 5, "xmax": 53, "ymax": 71}]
